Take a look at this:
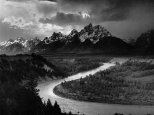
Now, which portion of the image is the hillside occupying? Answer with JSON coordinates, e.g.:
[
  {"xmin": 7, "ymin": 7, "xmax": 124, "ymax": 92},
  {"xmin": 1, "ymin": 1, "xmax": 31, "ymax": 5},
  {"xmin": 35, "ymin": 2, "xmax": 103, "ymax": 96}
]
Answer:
[
  {"xmin": 135, "ymin": 30, "xmax": 154, "ymax": 55},
  {"xmin": 0, "ymin": 54, "xmax": 78, "ymax": 115},
  {"xmin": 0, "ymin": 54, "xmax": 66, "ymax": 80}
]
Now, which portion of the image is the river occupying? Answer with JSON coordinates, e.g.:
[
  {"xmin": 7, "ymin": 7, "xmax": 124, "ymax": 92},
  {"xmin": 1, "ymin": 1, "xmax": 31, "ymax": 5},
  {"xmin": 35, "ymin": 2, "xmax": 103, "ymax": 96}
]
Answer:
[{"xmin": 37, "ymin": 62, "xmax": 154, "ymax": 115}]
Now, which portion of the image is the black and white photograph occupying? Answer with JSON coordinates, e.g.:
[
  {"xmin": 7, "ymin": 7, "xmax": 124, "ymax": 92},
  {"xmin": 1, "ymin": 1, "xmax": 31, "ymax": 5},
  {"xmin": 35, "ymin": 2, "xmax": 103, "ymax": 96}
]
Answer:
[{"xmin": 0, "ymin": 0, "xmax": 154, "ymax": 115}]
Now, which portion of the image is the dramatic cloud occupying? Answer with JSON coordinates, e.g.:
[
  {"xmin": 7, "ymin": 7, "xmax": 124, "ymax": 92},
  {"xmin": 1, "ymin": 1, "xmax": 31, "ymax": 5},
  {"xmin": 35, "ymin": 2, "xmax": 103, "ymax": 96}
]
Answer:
[
  {"xmin": 2, "ymin": 16, "xmax": 34, "ymax": 29},
  {"xmin": 40, "ymin": 0, "xmax": 154, "ymax": 39},
  {"xmin": 36, "ymin": 0, "xmax": 58, "ymax": 17},
  {"xmin": 6, "ymin": 0, "xmax": 33, "ymax": 2},
  {"xmin": 47, "ymin": 0, "xmax": 57, "ymax": 1},
  {"xmin": 58, "ymin": 0, "xmax": 154, "ymax": 21},
  {"xmin": 40, "ymin": 12, "xmax": 90, "ymax": 25},
  {"xmin": 0, "ymin": 0, "xmax": 154, "ymax": 41}
]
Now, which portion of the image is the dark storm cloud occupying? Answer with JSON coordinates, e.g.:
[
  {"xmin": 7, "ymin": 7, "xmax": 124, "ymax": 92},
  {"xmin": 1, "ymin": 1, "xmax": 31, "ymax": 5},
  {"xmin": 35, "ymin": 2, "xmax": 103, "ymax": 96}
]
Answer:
[
  {"xmin": 7, "ymin": 0, "xmax": 154, "ymax": 22},
  {"xmin": 58, "ymin": 0, "xmax": 154, "ymax": 21},
  {"xmin": 3, "ymin": 0, "xmax": 154, "ymax": 40},
  {"xmin": 36, "ymin": 1, "xmax": 58, "ymax": 16},
  {"xmin": 40, "ymin": 12, "xmax": 90, "ymax": 25},
  {"xmin": 59, "ymin": 0, "xmax": 154, "ymax": 6}
]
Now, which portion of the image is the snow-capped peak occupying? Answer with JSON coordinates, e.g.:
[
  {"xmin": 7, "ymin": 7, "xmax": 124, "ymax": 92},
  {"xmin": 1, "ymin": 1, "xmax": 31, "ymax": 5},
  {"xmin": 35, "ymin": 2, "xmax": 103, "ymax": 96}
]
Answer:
[
  {"xmin": 0, "ymin": 39, "xmax": 16, "ymax": 47},
  {"xmin": 0, "ymin": 37, "xmax": 41, "ymax": 54},
  {"xmin": 43, "ymin": 32, "xmax": 66, "ymax": 44},
  {"xmin": 79, "ymin": 23, "xmax": 112, "ymax": 43},
  {"xmin": 69, "ymin": 29, "xmax": 78, "ymax": 37},
  {"xmin": 41, "ymin": 23, "xmax": 112, "ymax": 45}
]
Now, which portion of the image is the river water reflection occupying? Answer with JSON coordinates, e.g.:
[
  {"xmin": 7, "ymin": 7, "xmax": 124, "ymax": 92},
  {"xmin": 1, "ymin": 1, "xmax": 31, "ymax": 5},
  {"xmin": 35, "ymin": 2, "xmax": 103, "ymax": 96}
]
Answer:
[{"xmin": 38, "ymin": 63, "xmax": 154, "ymax": 115}]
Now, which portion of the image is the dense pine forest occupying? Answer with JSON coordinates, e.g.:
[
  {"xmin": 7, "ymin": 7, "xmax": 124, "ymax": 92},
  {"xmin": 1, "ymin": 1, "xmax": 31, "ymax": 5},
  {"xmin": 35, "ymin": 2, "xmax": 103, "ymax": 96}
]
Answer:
[{"xmin": 0, "ymin": 54, "xmax": 76, "ymax": 115}]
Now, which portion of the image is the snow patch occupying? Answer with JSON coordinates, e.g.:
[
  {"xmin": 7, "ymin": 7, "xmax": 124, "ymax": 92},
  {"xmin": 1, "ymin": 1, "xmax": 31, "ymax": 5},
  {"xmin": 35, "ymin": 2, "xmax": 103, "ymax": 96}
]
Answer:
[{"xmin": 43, "ymin": 64, "xmax": 53, "ymax": 72}]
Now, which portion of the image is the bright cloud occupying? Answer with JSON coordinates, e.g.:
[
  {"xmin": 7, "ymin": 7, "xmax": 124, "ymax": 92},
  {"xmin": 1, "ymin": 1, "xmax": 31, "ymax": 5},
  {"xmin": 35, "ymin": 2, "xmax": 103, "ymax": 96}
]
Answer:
[
  {"xmin": 2, "ymin": 17, "xmax": 34, "ymax": 29},
  {"xmin": 0, "ymin": 0, "xmax": 154, "ymax": 41}
]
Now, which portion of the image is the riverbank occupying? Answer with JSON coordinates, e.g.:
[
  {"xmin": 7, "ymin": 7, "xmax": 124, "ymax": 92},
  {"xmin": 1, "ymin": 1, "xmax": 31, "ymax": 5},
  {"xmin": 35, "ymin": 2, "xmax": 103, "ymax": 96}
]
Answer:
[
  {"xmin": 46, "ymin": 56, "xmax": 111, "ymax": 76},
  {"xmin": 53, "ymin": 60, "xmax": 154, "ymax": 106},
  {"xmin": 38, "ymin": 61, "xmax": 154, "ymax": 115},
  {"xmin": 54, "ymin": 84, "xmax": 154, "ymax": 106}
]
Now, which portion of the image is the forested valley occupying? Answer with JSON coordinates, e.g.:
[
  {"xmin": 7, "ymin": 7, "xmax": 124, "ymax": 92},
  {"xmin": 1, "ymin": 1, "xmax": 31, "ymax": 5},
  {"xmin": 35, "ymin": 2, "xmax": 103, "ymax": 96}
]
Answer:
[{"xmin": 0, "ymin": 54, "xmax": 77, "ymax": 115}]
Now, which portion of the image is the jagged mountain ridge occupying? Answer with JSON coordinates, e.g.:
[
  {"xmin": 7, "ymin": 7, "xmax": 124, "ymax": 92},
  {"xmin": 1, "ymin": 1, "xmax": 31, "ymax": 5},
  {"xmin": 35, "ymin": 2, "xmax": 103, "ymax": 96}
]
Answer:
[
  {"xmin": 1, "ymin": 23, "xmax": 154, "ymax": 55},
  {"xmin": 34, "ymin": 23, "xmax": 132, "ymax": 54},
  {"xmin": 42, "ymin": 23, "xmax": 112, "ymax": 45}
]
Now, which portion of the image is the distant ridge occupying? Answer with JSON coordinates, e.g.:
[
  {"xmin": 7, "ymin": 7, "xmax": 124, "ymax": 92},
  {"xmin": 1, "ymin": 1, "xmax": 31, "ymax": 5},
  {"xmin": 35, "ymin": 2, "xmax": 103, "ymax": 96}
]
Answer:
[
  {"xmin": 135, "ymin": 30, "xmax": 154, "ymax": 55},
  {"xmin": 0, "ymin": 23, "xmax": 154, "ymax": 55},
  {"xmin": 0, "ymin": 37, "xmax": 41, "ymax": 55}
]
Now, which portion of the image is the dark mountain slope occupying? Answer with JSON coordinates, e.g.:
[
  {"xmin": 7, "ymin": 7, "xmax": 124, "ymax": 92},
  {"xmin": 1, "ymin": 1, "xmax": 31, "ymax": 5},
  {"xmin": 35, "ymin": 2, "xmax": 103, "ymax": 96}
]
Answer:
[{"xmin": 135, "ymin": 30, "xmax": 154, "ymax": 55}]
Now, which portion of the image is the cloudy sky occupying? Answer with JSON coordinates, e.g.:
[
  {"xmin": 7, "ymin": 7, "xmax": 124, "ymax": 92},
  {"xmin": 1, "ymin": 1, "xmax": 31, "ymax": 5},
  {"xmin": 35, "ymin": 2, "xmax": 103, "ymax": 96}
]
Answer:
[{"xmin": 0, "ymin": 0, "xmax": 154, "ymax": 42}]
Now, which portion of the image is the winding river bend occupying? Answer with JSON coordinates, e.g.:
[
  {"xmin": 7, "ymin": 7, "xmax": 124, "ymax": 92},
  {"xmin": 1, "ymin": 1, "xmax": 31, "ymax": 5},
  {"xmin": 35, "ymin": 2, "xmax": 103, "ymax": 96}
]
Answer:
[{"xmin": 37, "ymin": 63, "xmax": 154, "ymax": 115}]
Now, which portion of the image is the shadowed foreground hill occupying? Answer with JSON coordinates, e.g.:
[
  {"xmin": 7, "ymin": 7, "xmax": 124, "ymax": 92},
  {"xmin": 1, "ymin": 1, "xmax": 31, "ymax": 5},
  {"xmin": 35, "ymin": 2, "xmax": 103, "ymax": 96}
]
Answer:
[
  {"xmin": 0, "ymin": 54, "xmax": 66, "ymax": 81},
  {"xmin": 0, "ymin": 54, "xmax": 76, "ymax": 115}
]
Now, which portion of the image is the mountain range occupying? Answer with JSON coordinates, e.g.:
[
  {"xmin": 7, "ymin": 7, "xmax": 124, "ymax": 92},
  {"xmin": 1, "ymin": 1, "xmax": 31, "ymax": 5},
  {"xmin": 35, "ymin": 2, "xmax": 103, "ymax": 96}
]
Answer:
[
  {"xmin": 0, "ymin": 37, "xmax": 41, "ymax": 55},
  {"xmin": 0, "ymin": 23, "xmax": 154, "ymax": 55}
]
